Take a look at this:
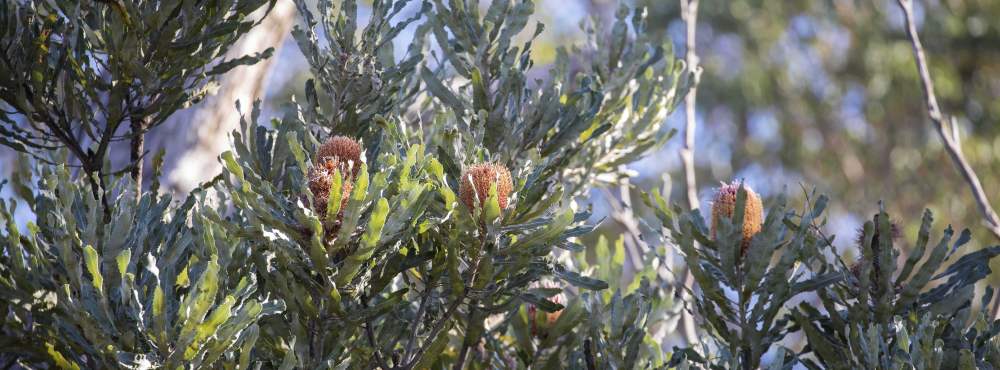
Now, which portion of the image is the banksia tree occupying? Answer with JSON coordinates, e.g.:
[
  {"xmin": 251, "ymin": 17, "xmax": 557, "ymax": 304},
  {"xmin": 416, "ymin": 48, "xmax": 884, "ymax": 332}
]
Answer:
[
  {"xmin": 0, "ymin": 159, "xmax": 282, "ymax": 368},
  {"xmin": 0, "ymin": 0, "xmax": 281, "ymax": 368},
  {"xmin": 5, "ymin": 0, "xmax": 1000, "ymax": 369},
  {"xmin": 0, "ymin": 0, "xmax": 276, "ymax": 204},
  {"xmin": 0, "ymin": 0, "xmax": 693, "ymax": 364},
  {"xmin": 208, "ymin": 0, "xmax": 691, "ymax": 366}
]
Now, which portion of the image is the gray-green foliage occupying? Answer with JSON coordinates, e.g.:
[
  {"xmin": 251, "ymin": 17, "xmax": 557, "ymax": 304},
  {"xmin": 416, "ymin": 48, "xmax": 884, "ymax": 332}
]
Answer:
[
  {"xmin": 0, "ymin": 0, "xmax": 274, "ymax": 178},
  {"xmin": 0, "ymin": 0, "xmax": 698, "ymax": 368},
  {"xmin": 657, "ymin": 188, "xmax": 834, "ymax": 369},
  {"xmin": 659, "ymin": 188, "xmax": 1000, "ymax": 369},
  {"xmin": 0, "ymin": 156, "xmax": 281, "ymax": 368},
  {"xmin": 5, "ymin": 0, "xmax": 1000, "ymax": 368},
  {"xmin": 207, "ymin": 0, "xmax": 690, "ymax": 368},
  {"xmin": 292, "ymin": 0, "xmax": 429, "ymax": 141},
  {"xmin": 791, "ymin": 208, "xmax": 1000, "ymax": 370},
  {"xmin": 420, "ymin": 1, "xmax": 688, "ymax": 199}
]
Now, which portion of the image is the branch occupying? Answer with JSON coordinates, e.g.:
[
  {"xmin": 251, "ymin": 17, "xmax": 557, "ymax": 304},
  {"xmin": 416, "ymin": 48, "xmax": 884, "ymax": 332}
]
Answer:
[
  {"xmin": 679, "ymin": 0, "xmax": 703, "ymax": 213},
  {"xmin": 451, "ymin": 298, "xmax": 478, "ymax": 370},
  {"xmin": 895, "ymin": 0, "xmax": 1000, "ymax": 241},
  {"xmin": 583, "ymin": 338, "xmax": 597, "ymax": 370},
  {"xmin": 402, "ymin": 250, "xmax": 485, "ymax": 370},
  {"xmin": 399, "ymin": 291, "xmax": 430, "ymax": 362},
  {"xmin": 129, "ymin": 116, "xmax": 147, "ymax": 200},
  {"xmin": 362, "ymin": 297, "xmax": 395, "ymax": 370},
  {"xmin": 678, "ymin": 0, "xmax": 703, "ymax": 349}
]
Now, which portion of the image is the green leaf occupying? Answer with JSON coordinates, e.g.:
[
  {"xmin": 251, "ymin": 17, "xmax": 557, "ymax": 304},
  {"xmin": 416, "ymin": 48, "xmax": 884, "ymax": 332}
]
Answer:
[
  {"xmin": 83, "ymin": 245, "xmax": 103, "ymax": 295},
  {"xmin": 420, "ymin": 66, "xmax": 464, "ymax": 112},
  {"xmin": 555, "ymin": 265, "xmax": 608, "ymax": 290},
  {"xmin": 326, "ymin": 169, "xmax": 345, "ymax": 220}
]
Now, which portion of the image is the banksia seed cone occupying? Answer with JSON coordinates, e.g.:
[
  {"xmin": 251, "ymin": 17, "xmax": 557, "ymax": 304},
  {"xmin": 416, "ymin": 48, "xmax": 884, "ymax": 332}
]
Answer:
[
  {"xmin": 308, "ymin": 157, "xmax": 354, "ymax": 220},
  {"xmin": 316, "ymin": 135, "xmax": 363, "ymax": 178},
  {"xmin": 710, "ymin": 182, "xmax": 764, "ymax": 257},
  {"xmin": 458, "ymin": 163, "xmax": 513, "ymax": 212}
]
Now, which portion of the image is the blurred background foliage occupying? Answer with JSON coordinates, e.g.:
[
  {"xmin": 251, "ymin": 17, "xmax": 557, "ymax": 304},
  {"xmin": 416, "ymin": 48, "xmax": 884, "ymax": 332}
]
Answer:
[
  {"xmin": 632, "ymin": 0, "xmax": 1000, "ymax": 266},
  {"xmin": 3, "ymin": 0, "xmax": 1000, "ymax": 362}
]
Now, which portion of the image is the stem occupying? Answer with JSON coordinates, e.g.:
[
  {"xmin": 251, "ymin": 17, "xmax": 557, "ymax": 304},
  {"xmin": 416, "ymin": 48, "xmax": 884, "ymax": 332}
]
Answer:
[
  {"xmin": 402, "ymin": 297, "xmax": 462, "ymax": 369},
  {"xmin": 451, "ymin": 299, "xmax": 478, "ymax": 370},
  {"xmin": 403, "ymin": 250, "xmax": 485, "ymax": 369},
  {"xmin": 400, "ymin": 292, "xmax": 431, "ymax": 362},
  {"xmin": 584, "ymin": 338, "xmax": 597, "ymax": 370},
  {"xmin": 129, "ymin": 117, "xmax": 146, "ymax": 197},
  {"xmin": 363, "ymin": 297, "xmax": 394, "ymax": 370},
  {"xmin": 896, "ymin": 0, "xmax": 1000, "ymax": 242},
  {"xmin": 678, "ymin": 0, "xmax": 703, "ymax": 348},
  {"xmin": 738, "ymin": 259, "xmax": 756, "ymax": 370},
  {"xmin": 451, "ymin": 239, "xmax": 489, "ymax": 370}
]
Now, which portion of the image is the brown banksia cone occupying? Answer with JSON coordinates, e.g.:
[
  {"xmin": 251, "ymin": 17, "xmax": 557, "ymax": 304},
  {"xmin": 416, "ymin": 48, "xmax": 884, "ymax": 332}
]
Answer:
[
  {"xmin": 316, "ymin": 135, "xmax": 363, "ymax": 178},
  {"xmin": 307, "ymin": 157, "xmax": 354, "ymax": 220},
  {"xmin": 710, "ymin": 182, "xmax": 764, "ymax": 257},
  {"xmin": 458, "ymin": 163, "xmax": 513, "ymax": 212}
]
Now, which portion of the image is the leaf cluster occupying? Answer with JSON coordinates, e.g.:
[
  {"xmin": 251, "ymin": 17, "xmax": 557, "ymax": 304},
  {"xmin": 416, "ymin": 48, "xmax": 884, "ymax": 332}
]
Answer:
[{"xmin": 0, "ymin": 0, "xmax": 275, "ymax": 176}]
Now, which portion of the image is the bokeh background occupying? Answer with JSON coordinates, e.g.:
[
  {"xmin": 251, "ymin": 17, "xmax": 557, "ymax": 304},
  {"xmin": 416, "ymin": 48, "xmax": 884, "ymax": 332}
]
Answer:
[{"xmin": 3, "ymin": 0, "xmax": 999, "ymax": 350}]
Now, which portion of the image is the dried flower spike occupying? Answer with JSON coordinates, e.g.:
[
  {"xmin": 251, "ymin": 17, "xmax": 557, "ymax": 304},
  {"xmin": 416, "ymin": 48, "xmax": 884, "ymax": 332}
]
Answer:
[
  {"xmin": 316, "ymin": 135, "xmax": 363, "ymax": 178},
  {"xmin": 710, "ymin": 182, "xmax": 764, "ymax": 256},
  {"xmin": 459, "ymin": 163, "xmax": 513, "ymax": 212},
  {"xmin": 849, "ymin": 213, "xmax": 901, "ymax": 292}
]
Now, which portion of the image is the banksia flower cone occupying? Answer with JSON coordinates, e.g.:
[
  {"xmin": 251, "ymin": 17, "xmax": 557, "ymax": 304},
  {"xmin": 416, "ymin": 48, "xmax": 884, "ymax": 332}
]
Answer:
[
  {"xmin": 710, "ymin": 182, "xmax": 763, "ymax": 257},
  {"xmin": 308, "ymin": 157, "xmax": 354, "ymax": 219},
  {"xmin": 459, "ymin": 163, "xmax": 513, "ymax": 212},
  {"xmin": 316, "ymin": 135, "xmax": 363, "ymax": 178}
]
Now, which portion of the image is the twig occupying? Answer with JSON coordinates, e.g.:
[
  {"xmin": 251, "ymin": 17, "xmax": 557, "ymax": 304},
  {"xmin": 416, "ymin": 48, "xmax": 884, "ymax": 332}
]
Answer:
[
  {"xmin": 403, "ymin": 250, "xmax": 485, "ymax": 369},
  {"xmin": 362, "ymin": 297, "xmax": 395, "ymax": 370},
  {"xmin": 896, "ymin": 0, "xmax": 1000, "ymax": 321},
  {"xmin": 601, "ymin": 182, "xmax": 648, "ymax": 273},
  {"xmin": 895, "ymin": 0, "xmax": 1000, "ymax": 241},
  {"xmin": 679, "ymin": 0, "xmax": 703, "ymax": 213},
  {"xmin": 402, "ymin": 296, "xmax": 462, "ymax": 369},
  {"xmin": 400, "ymin": 291, "xmax": 431, "ymax": 361},
  {"xmin": 678, "ymin": 0, "xmax": 703, "ymax": 348}
]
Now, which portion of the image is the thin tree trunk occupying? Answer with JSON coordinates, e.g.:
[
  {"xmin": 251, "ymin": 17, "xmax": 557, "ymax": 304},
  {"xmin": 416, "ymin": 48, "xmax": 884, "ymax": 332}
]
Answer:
[
  {"xmin": 161, "ymin": 0, "xmax": 297, "ymax": 194},
  {"xmin": 678, "ymin": 0, "xmax": 703, "ymax": 349}
]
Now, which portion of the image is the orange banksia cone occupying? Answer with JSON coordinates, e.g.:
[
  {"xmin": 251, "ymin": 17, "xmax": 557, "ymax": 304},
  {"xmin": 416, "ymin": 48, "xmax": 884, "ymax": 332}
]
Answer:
[
  {"xmin": 308, "ymin": 157, "xmax": 354, "ymax": 219},
  {"xmin": 710, "ymin": 182, "xmax": 763, "ymax": 257},
  {"xmin": 458, "ymin": 163, "xmax": 513, "ymax": 212},
  {"xmin": 316, "ymin": 135, "xmax": 363, "ymax": 178}
]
